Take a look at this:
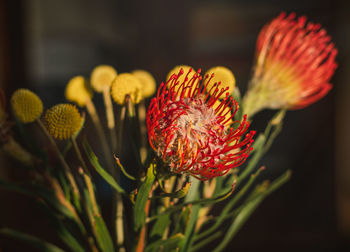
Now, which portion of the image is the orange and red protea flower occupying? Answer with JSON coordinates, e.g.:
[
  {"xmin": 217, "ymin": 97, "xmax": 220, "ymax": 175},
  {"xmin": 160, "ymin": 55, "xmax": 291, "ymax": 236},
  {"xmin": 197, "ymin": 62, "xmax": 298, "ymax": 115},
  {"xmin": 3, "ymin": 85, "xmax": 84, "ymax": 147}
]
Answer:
[
  {"xmin": 147, "ymin": 68, "xmax": 255, "ymax": 180},
  {"xmin": 243, "ymin": 12, "xmax": 338, "ymax": 117}
]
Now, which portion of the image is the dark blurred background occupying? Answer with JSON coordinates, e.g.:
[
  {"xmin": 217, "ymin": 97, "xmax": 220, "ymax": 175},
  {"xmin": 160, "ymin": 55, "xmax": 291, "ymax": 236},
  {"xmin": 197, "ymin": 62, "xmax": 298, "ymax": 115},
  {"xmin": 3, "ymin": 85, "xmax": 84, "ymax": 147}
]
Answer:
[{"xmin": 0, "ymin": 0, "xmax": 350, "ymax": 251}]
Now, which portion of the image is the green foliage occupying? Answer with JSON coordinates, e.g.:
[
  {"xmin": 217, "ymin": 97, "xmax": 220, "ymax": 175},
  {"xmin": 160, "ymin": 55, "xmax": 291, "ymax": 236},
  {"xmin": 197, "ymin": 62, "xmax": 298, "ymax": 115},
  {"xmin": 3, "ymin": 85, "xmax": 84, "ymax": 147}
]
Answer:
[
  {"xmin": 133, "ymin": 163, "xmax": 156, "ymax": 230},
  {"xmin": 82, "ymin": 137, "xmax": 125, "ymax": 194},
  {"xmin": 0, "ymin": 228, "xmax": 65, "ymax": 252}
]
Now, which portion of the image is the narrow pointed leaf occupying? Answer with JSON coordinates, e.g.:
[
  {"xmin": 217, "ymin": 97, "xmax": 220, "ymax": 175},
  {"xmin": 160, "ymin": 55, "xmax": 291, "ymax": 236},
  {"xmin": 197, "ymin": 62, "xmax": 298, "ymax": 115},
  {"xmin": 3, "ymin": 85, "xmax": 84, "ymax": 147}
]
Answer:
[
  {"xmin": 82, "ymin": 138, "xmax": 125, "ymax": 194},
  {"xmin": 157, "ymin": 182, "xmax": 191, "ymax": 199},
  {"xmin": 145, "ymin": 233, "xmax": 183, "ymax": 252},
  {"xmin": 213, "ymin": 170, "xmax": 291, "ymax": 252},
  {"xmin": 93, "ymin": 215, "xmax": 115, "ymax": 252},
  {"xmin": 150, "ymin": 213, "xmax": 171, "ymax": 241},
  {"xmin": 133, "ymin": 163, "xmax": 156, "ymax": 230},
  {"xmin": 114, "ymin": 155, "xmax": 136, "ymax": 181},
  {"xmin": 0, "ymin": 228, "xmax": 65, "ymax": 252}
]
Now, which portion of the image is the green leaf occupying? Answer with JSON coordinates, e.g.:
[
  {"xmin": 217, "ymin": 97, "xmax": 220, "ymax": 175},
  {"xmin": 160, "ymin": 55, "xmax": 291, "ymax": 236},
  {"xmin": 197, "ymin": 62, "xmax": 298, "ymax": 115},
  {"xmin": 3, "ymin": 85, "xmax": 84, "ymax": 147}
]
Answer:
[
  {"xmin": 150, "ymin": 213, "xmax": 171, "ymax": 241},
  {"xmin": 0, "ymin": 228, "xmax": 65, "ymax": 252},
  {"xmin": 193, "ymin": 167, "xmax": 265, "ymax": 243},
  {"xmin": 114, "ymin": 155, "xmax": 136, "ymax": 181},
  {"xmin": 172, "ymin": 206, "xmax": 191, "ymax": 235},
  {"xmin": 145, "ymin": 233, "xmax": 183, "ymax": 252},
  {"xmin": 213, "ymin": 170, "xmax": 291, "ymax": 252},
  {"xmin": 93, "ymin": 214, "xmax": 115, "ymax": 252},
  {"xmin": 0, "ymin": 179, "xmax": 75, "ymax": 220},
  {"xmin": 134, "ymin": 163, "xmax": 156, "ymax": 230},
  {"xmin": 157, "ymin": 182, "xmax": 191, "ymax": 199},
  {"xmin": 37, "ymin": 201, "xmax": 86, "ymax": 252},
  {"xmin": 52, "ymin": 218, "xmax": 85, "ymax": 252},
  {"xmin": 179, "ymin": 177, "xmax": 201, "ymax": 252},
  {"xmin": 82, "ymin": 138, "xmax": 125, "ymax": 194}
]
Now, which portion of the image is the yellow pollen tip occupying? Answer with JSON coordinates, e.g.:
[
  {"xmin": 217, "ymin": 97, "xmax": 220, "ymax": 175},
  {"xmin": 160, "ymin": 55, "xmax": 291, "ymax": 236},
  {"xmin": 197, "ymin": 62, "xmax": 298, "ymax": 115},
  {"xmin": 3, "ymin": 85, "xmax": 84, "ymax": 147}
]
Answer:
[
  {"xmin": 11, "ymin": 89, "xmax": 43, "ymax": 123},
  {"xmin": 110, "ymin": 73, "xmax": 142, "ymax": 105},
  {"xmin": 90, "ymin": 65, "xmax": 118, "ymax": 92},
  {"xmin": 44, "ymin": 104, "xmax": 83, "ymax": 140},
  {"xmin": 205, "ymin": 66, "xmax": 236, "ymax": 99},
  {"xmin": 166, "ymin": 65, "xmax": 199, "ymax": 97},
  {"xmin": 65, "ymin": 76, "xmax": 93, "ymax": 107},
  {"xmin": 132, "ymin": 70, "xmax": 156, "ymax": 98}
]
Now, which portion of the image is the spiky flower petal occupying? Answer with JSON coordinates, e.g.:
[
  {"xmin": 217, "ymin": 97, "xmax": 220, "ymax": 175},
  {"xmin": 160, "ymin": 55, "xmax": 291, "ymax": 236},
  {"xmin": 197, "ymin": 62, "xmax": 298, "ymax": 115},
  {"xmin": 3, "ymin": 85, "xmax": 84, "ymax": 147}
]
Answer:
[
  {"xmin": 147, "ymin": 68, "xmax": 255, "ymax": 180},
  {"xmin": 11, "ymin": 89, "xmax": 43, "ymax": 123},
  {"xmin": 243, "ymin": 12, "xmax": 337, "ymax": 117}
]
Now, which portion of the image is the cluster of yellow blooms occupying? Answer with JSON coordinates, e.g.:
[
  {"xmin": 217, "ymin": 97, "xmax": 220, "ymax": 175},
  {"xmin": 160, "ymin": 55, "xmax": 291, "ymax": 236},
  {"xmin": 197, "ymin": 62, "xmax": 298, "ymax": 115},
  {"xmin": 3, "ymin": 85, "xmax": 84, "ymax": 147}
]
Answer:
[{"xmin": 10, "ymin": 64, "xmax": 235, "ymax": 142}]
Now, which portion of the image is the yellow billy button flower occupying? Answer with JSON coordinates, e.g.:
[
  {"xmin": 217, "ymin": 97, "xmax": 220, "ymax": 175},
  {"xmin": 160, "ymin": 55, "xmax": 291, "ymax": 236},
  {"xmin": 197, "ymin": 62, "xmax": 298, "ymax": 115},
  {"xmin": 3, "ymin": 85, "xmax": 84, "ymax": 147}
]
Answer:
[
  {"xmin": 11, "ymin": 89, "xmax": 43, "ymax": 123},
  {"xmin": 44, "ymin": 104, "xmax": 83, "ymax": 140},
  {"xmin": 205, "ymin": 66, "xmax": 235, "ymax": 100},
  {"xmin": 90, "ymin": 65, "xmax": 117, "ymax": 92},
  {"xmin": 65, "ymin": 76, "xmax": 93, "ymax": 107},
  {"xmin": 166, "ymin": 65, "xmax": 199, "ymax": 98},
  {"xmin": 111, "ymin": 73, "xmax": 142, "ymax": 105},
  {"xmin": 132, "ymin": 70, "xmax": 156, "ymax": 98}
]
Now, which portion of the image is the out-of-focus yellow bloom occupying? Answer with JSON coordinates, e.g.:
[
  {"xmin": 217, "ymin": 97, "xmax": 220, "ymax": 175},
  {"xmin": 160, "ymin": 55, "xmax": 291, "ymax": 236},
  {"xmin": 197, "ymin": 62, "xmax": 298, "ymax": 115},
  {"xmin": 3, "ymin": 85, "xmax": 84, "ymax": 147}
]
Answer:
[
  {"xmin": 90, "ymin": 65, "xmax": 117, "ymax": 92},
  {"xmin": 44, "ymin": 104, "xmax": 83, "ymax": 140},
  {"xmin": 132, "ymin": 70, "xmax": 156, "ymax": 98},
  {"xmin": 205, "ymin": 66, "xmax": 235, "ymax": 99},
  {"xmin": 212, "ymin": 99, "xmax": 232, "ymax": 129},
  {"xmin": 166, "ymin": 65, "xmax": 200, "ymax": 97},
  {"xmin": 11, "ymin": 89, "xmax": 43, "ymax": 123},
  {"xmin": 111, "ymin": 73, "xmax": 142, "ymax": 105},
  {"xmin": 65, "ymin": 76, "xmax": 93, "ymax": 107}
]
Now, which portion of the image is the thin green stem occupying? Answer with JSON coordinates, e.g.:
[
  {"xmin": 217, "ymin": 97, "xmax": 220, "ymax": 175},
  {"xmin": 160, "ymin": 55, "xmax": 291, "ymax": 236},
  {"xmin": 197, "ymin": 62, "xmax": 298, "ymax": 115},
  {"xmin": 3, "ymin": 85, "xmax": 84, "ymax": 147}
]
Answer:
[
  {"xmin": 71, "ymin": 137, "xmax": 89, "ymax": 175},
  {"xmin": 36, "ymin": 119, "xmax": 80, "ymax": 204},
  {"xmin": 85, "ymin": 98, "xmax": 114, "ymax": 172},
  {"xmin": 103, "ymin": 86, "xmax": 117, "ymax": 153}
]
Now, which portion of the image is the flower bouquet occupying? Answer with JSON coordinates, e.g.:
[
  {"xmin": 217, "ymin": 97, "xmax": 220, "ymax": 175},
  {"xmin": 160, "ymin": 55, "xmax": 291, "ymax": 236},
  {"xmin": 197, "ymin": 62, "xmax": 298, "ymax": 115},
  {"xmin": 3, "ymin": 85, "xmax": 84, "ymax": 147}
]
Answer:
[{"xmin": 0, "ymin": 12, "xmax": 337, "ymax": 252}]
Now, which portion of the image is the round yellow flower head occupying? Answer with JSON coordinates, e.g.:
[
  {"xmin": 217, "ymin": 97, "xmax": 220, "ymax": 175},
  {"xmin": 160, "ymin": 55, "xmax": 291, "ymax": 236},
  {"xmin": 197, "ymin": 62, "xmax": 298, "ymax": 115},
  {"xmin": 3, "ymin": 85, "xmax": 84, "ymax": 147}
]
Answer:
[
  {"xmin": 44, "ymin": 104, "xmax": 83, "ymax": 140},
  {"xmin": 90, "ymin": 65, "xmax": 117, "ymax": 92},
  {"xmin": 11, "ymin": 89, "xmax": 43, "ymax": 123},
  {"xmin": 111, "ymin": 73, "xmax": 142, "ymax": 105},
  {"xmin": 65, "ymin": 76, "xmax": 93, "ymax": 107},
  {"xmin": 205, "ymin": 66, "xmax": 235, "ymax": 99},
  {"xmin": 132, "ymin": 70, "xmax": 156, "ymax": 98},
  {"xmin": 166, "ymin": 65, "xmax": 199, "ymax": 97},
  {"xmin": 212, "ymin": 99, "xmax": 232, "ymax": 129}
]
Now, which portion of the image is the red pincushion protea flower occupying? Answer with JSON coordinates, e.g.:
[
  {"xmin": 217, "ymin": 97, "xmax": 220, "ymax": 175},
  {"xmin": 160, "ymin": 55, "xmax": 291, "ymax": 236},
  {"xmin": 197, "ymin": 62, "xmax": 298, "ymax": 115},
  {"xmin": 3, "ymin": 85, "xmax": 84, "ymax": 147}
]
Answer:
[
  {"xmin": 147, "ymin": 68, "xmax": 255, "ymax": 180},
  {"xmin": 243, "ymin": 12, "xmax": 338, "ymax": 117}
]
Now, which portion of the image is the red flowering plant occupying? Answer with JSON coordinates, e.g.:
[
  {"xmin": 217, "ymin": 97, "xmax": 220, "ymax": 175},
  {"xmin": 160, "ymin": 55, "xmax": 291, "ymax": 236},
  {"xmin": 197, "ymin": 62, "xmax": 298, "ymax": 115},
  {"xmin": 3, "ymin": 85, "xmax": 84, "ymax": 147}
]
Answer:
[
  {"xmin": 243, "ymin": 12, "xmax": 337, "ymax": 117},
  {"xmin": 147, "ymin": 68, "xmax": 255, "ymax": 180},
  {"xmin": 0, "ymin": 12, "xmax": 336, "ymax": 252}
]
